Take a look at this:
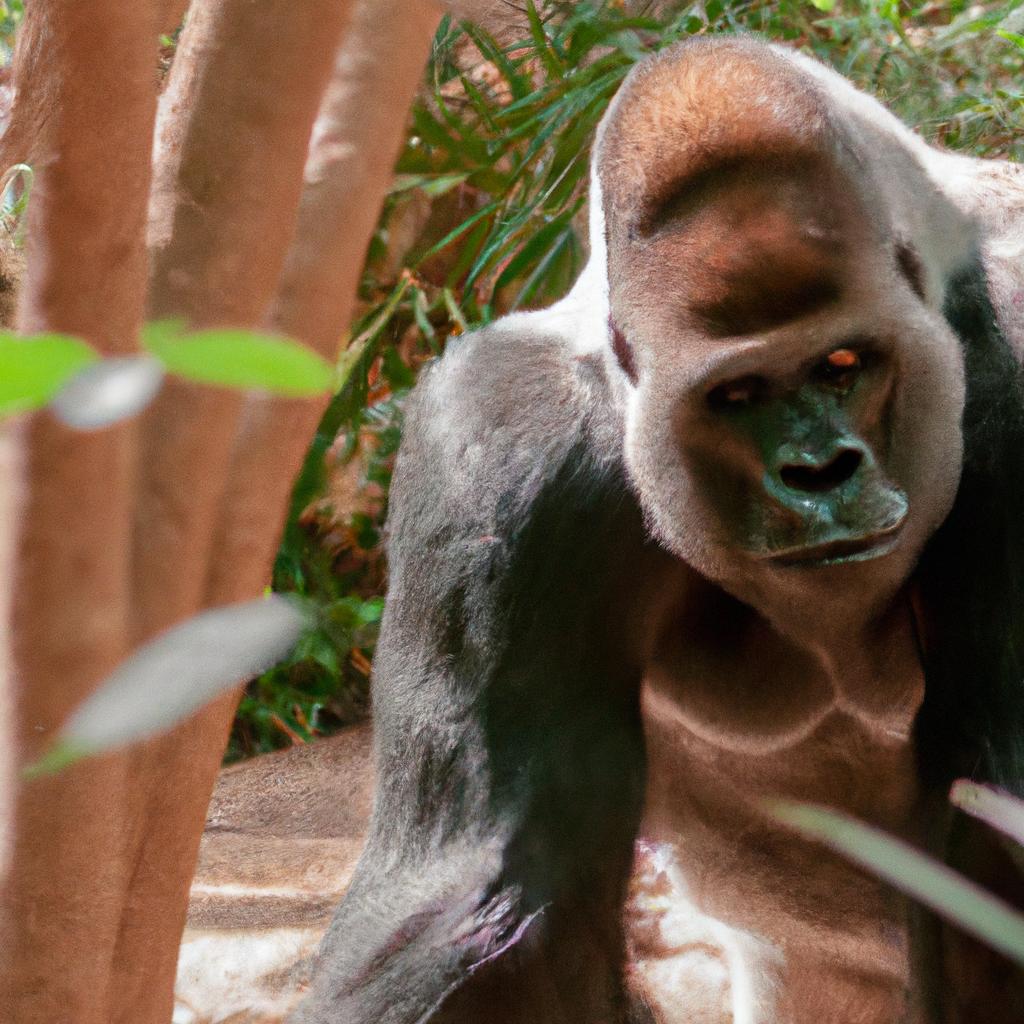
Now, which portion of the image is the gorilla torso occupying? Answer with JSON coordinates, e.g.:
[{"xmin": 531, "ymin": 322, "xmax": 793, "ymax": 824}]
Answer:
[{"xmin": 628, "ymin": 583, "xmax": 925, "ymax": 1023}]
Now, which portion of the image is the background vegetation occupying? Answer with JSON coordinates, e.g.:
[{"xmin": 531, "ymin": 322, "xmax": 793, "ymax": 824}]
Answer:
[{"xmin": 228, "ymin": 0, "xmax": 1024, "ymax": 760}]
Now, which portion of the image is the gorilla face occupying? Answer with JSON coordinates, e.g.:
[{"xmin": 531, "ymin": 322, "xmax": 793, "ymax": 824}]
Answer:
[{"xmin": 597, "ymin": 44, "xmax": 969, "ymax": 626}]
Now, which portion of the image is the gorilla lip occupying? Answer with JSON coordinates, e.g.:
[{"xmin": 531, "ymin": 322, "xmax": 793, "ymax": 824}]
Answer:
[{"xmin": 767, "ymin": 525, "xmax": 904, "ymax": 567}]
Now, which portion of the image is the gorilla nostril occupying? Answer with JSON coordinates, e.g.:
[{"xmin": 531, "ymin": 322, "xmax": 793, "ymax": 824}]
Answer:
[{"xmin": 780, "ymin": 448, "xmax": 863, "ymax": 493}]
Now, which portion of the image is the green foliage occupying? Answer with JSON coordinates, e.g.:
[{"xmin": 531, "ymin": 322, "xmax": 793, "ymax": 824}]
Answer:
[
  {"xmin": 143, "ymin": 321, "xmax": 335, "ymax": 396},
  {"xmin": 0, "ymin": 333, "xmax": 99, "ymax": 415},
  {"xmin": 0, "ymin": 323, "xmax": 336, "ymax": 425},
  {"xmin": 1, "ymin": 163, "xmax": 33, "ymax": 244},
  {"xmin": 0, "ymin": 0, "xmax": 23, "ymax": 59}
]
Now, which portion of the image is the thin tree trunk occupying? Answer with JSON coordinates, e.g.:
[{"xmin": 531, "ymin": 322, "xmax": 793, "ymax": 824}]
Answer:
[
  {"xmin": 110, "ymin": 3, "xmax": 355, "ymax": 1018},
  {"xmin": 207, "ymin": 0, "xmax": 443, "ymax": 606},
  {"xmin": 138, "ymin": 0, "xmax": 354, "ymax": 637},
  {"xmin": 0, "ymin": 3, "xmax": 157, "ymax": 1023}
]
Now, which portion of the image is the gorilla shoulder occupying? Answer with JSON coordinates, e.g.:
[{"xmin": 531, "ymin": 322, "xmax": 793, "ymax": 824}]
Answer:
[{"xmin": 395, "ymin": 311, "xmax": 622, "ymax": 513}]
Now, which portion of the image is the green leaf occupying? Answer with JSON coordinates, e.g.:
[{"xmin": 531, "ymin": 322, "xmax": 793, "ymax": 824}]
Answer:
[
  {"xmin": 442, "ymin": 288, "xmax": 469, "ymax": 334},
  {"xmin": 997, "ymin": 29, "xmax": 1024, "ymax": 50},
  {"xmin": 514, "ymin": 224, "xmax": 578, "ymax": 308},
  {"xmin": 525, "ymin": 0, "xmax": 565, "ymax": 79},
  {"xmin": 336, "ymin": 277, "xmax": 412, "ymax": 392},
  {"xmin": 23, "ymin": 740, "xmax": 92, "ymax": 780},
  {"xmin": 411, "ymin": 287, "xmax": 437, "ymax": 347},
  {"xmin": 357, "ymin": 597, "xmax": 385, "ymax": 625},
  {"xmin": 144, "ymin": 323, "xmax": 333, "ymax": 397},
  {"xmin": 0, "ymin": 162, "xmax": 33, "ymax": 235},
  {"xmin": 770, "ymin": 801, "xmax": 1024, "ymax": 966},
  {"xmin": 0, "ymin": 332, "xmax": 99, "ymax": 416},
  {"xmin": 462, "ymin": 23, "xmax": 532, "ymax": 100},
  {"xmin": 410, "ymin": 105, "xmax": 461, "ymax": 156},
  {"xmin": 494, "ymin": 209, "xmax": 579, "ymax": 295},
  {"xmin": 808, "ymin": 0, "xmax": 836, "ymax": 10},
  {"xmin": 381, "ymin": 346, "xmax": 415, "ymax": 390},
  {"xmin": 390, "ymin": 172, "xmax": 469, "ymax": 198},
  {"xmin": 417, "ymin": 198, "xmax": 502, "ymax": 262}
]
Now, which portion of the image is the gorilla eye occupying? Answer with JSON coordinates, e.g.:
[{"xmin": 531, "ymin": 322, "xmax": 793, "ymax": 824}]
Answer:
[
  {"xmin": 817, "ymin": 347, "xmax": 862, "ymax": 390},
  {"xmin": 827, "ymin": 348, "xmax": 859, "ymax": 369},
  {"xmin": 708, "ymin": 375, "xmax": 767, "ymax": 410}
]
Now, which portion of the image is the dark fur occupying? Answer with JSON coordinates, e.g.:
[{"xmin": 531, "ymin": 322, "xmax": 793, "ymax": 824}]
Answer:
[
  {"xmin": 917, "ymin": 256, "xmax": 1024, "ymax": 796},
  {"xmin": 293, "ymin": 328, "xmax": 670, "ymax": 1023},
  {"xmin": 913, "ymin": 256, "xmax": 1024, "ymax": 1020}
]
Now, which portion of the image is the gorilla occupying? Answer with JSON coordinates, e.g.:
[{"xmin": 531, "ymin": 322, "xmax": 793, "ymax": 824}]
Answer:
[{"xmin": 292, "ymin": 35, "xmax": 1024, "ymax": 1024}]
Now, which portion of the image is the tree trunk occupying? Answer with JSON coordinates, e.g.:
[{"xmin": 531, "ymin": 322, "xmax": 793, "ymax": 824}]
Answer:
[
  {"xmin": 207, "ymin": 0, "xmax": 443, "ymax": 606},
  {"xmin": 113, "ymin": 2, "xmax": 355, "ymax": 1018},
  {"xmin": 157, "ymin": 0, "xmax": 192, "ymax": 36},
  {"xmin": 0, "ymin": 3, "xmax": 157, "ymax": 1022}
]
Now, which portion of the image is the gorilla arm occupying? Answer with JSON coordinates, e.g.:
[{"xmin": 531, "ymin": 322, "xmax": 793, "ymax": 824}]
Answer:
[{"xmin": 291, "ymin": 321, "xmax": 670, "ymax": 1024}]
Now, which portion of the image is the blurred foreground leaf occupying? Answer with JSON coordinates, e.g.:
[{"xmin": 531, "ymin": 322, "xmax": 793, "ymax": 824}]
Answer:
[
  {"xmin": 0, "ymin": 333, "xmax": 99, "ymax": 415},
  {"xmin": 951, "ymin": 780, "xmax": 1024, "ymax": 848},
  {"xmin": 26, "ymin": 596, "xmax": 312, "ymax": 777},
  {"xmin": 144, "ymin": 321, "xmax": 334, "ymax": 396},
  {"xmin": 770, "ymin": 801, "xmax": 1024, "ymax": 966}
]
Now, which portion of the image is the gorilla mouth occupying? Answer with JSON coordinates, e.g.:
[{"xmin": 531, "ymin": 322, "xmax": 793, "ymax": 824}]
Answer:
[{"xmin": 768, "ymin": 526, "xmax": 904, "ymax": 567}]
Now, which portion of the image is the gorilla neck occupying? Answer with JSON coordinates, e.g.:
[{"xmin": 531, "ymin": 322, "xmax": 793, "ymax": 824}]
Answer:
[
  {"xmin": 645, "ymin": 570, "xmax": 925, "ymax": 754},
  {"xmin": 711, "ymin": 552, "xmax": 918, "ymax": 653}
]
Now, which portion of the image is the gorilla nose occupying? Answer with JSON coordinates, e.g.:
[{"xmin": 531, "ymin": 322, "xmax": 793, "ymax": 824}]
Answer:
[{"xmin": 779, "ymin": 448, "xmax": 863, "ymax": 493}]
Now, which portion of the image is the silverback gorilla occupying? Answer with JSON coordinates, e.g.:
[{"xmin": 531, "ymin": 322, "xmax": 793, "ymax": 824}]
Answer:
[{"xmin": 293, "ymin": 36, "xmax": 1024, "ymax": 1024}]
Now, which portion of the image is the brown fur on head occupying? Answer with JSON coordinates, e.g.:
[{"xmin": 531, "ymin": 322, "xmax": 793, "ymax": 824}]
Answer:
[{"xmin": 594, "ymin": 38, "xmax": 973, "ymax": 637}]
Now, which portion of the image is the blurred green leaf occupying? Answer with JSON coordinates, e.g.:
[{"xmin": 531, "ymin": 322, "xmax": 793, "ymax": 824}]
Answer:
[
  {"xmin": 23, "ymin": 740, "xmax": 91, "ymax": 781},
  {"xmin": 144, "ymin": 322, "xmax": 333, "ymax": 396},
  {"xmin": 51, "ymin": 356, "xmax": 165, "ymax": 430},
  {"xmin": 0, "ymin": 333, "xmax": 99, "ymax": 416},
  {"xmin": 27, "ymin": 596, "xmax": 312, "ymax": 775}
]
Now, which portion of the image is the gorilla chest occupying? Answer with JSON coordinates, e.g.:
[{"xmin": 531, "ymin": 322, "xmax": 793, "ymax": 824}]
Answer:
[{"xmin": 625, "ymin": 608, "xmax": 926, "ymax": 1024}]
